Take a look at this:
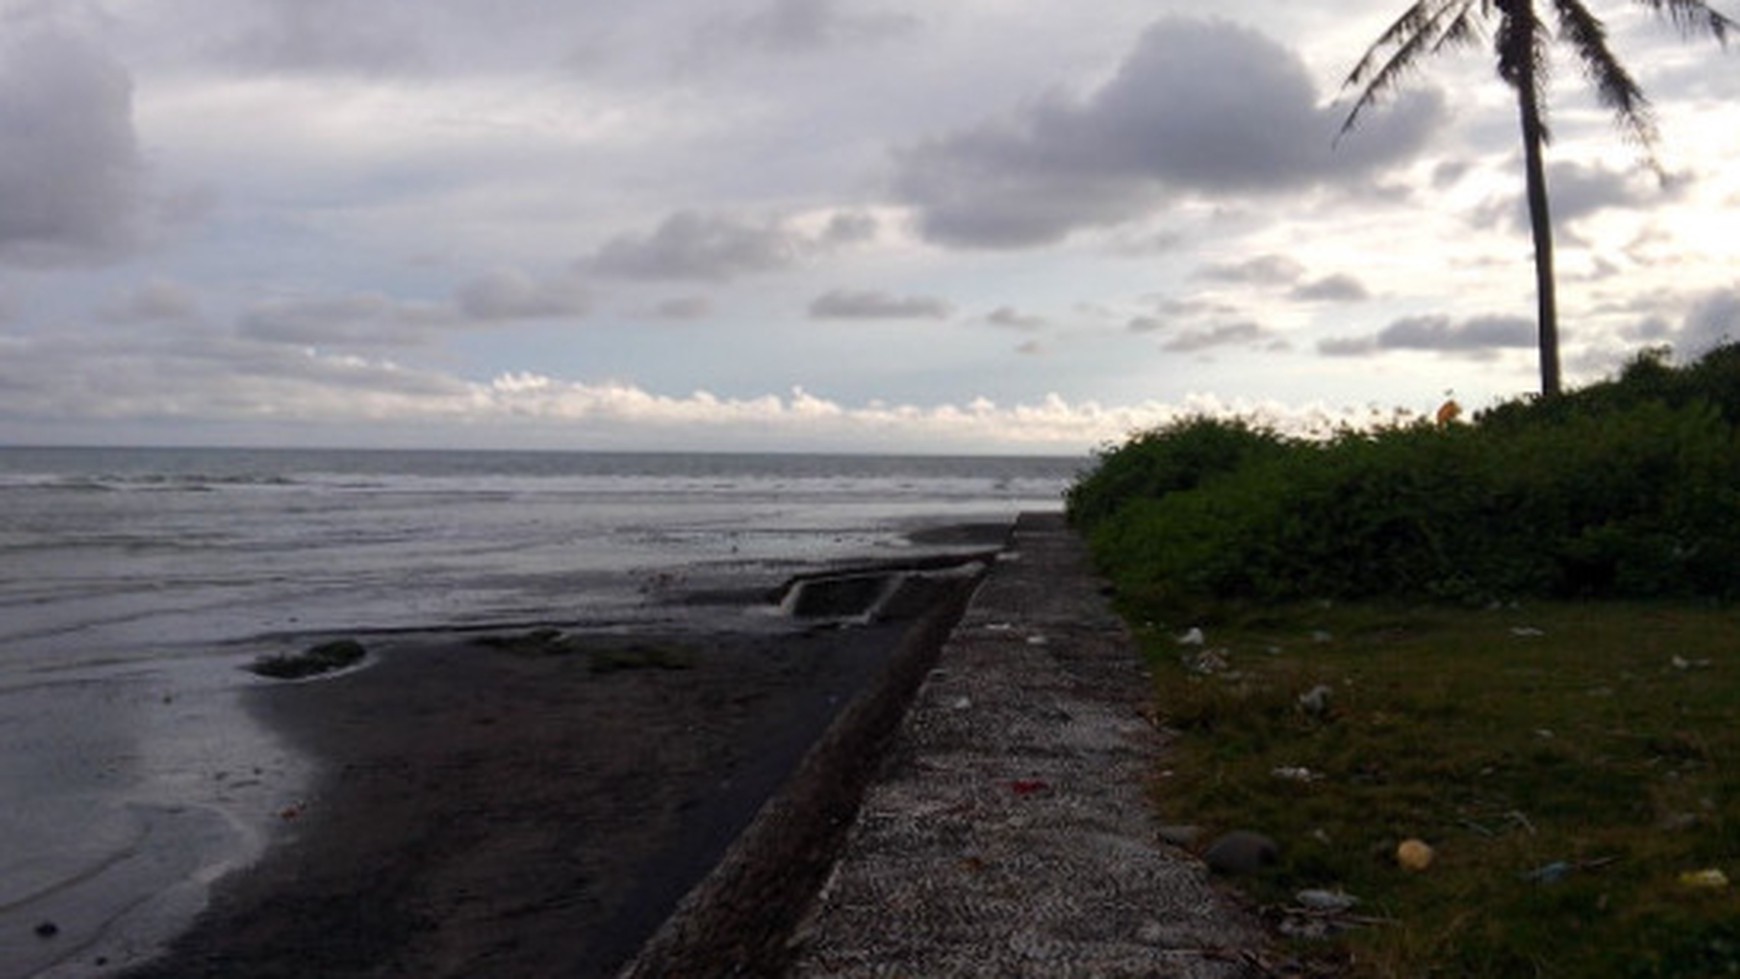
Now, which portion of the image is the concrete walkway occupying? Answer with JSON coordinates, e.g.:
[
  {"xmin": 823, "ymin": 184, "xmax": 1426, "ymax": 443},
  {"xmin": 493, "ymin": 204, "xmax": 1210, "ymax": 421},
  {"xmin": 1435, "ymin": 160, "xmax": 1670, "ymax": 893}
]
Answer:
[{"xmin": 786, "ymin": 512, "xmax": 1268, "ymax": 978}]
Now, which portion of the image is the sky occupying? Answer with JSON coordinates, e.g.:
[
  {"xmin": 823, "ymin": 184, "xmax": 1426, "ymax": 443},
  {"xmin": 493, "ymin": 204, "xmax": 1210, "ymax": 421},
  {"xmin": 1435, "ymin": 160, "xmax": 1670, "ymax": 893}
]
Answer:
[{"xmin": 0, "ymin": 0, "xmax": 1736, "ymax": 454}]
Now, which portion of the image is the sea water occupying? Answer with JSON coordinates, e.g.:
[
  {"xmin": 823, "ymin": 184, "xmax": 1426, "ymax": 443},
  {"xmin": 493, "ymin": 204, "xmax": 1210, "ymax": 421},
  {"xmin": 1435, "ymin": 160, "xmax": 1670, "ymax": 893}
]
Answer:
[{"xmin": 0, "ymin": 446, "xmax": 1079, "ymax": 977}]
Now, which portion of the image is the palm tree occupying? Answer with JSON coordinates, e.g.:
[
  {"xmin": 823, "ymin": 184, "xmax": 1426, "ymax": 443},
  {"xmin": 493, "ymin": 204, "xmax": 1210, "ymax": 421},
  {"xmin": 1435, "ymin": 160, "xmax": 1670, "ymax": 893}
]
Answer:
[{"xmin": 1341, "ymin": 0, "xmax": 1733, "ymax": 397}]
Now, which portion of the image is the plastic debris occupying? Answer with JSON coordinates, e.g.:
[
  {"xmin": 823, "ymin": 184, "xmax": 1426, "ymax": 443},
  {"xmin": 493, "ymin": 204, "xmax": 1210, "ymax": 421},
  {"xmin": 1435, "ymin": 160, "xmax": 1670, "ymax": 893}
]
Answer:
[
  {"xmin": 1295, "ymin": 889, "xmax": 1360, "ymax": 912},
  {"xmin": 1186, "ymin": 649, "xmax": 1229, "ymax": 675},
  {"xmin": 1297, "ymin": 684, "xmax": 1333, "ymax": 716},
  {"xmin": 1010, "ymin": 779, "xmax": 1050, "ymax": 797},
  {"xmin": 1396, "ymin": 838, "xmax": 1435, "ymax": 872},
  {"xmin": 1523, "ymin": 861, "xmax": 1572, "ymax": 884},
  {"xmin": 1310, "ymin": 630, "xmax": 1334, "ymax": 644},
  {"xmin": 1679, "ymin": 868, "xmax": 1730, "ymax": 890},
  {"xmin": 1026, "ymin": 634, "xmax": 1049, "ymax": 646},
  {"xmin": 950, "ymin": 696, "xmax": 972, "ymax": 711},
  {"xmin": 1178, "ymin": 627, "xmax": 1205, "ymax": 646},
  {"xmin": 1271, "ymin": 766, "xmax": 1318, "ymax": 782}
]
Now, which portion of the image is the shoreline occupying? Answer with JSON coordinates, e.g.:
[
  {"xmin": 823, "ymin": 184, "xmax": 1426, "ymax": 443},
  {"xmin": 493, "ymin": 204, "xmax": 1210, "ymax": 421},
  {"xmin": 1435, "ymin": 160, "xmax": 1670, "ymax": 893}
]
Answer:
[{"xmin": 114, "ymin": 537, "xmax": 998, "ymax": 978}]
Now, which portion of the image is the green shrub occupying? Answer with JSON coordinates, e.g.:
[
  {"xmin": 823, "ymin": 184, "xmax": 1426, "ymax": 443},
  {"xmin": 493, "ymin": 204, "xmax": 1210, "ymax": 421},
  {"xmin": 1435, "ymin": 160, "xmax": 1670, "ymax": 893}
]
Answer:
[
  {"xmin": 1074, "ymin": 343, "xmax": 1740, "ymax": 603},
  {"xmin": 1065, "ymin": 415, "xmax": 1289, "ymax": 532}
]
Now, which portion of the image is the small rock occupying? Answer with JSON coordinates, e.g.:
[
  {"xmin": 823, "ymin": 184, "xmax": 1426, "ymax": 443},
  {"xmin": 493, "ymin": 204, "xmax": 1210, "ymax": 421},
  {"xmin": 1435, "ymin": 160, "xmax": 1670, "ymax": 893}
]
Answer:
[
  {"xmin": 1522, "ymin": 861, "xmax": 1571, "ymax": 885},
  {"xmin": 1297, "ymin": 684, "xmax": 1333, "ymax": 716},
  {"xmin": 1660, "ymin": 812, "xmax": 1700, "ymax": 832},
  {"xmin": 1679, "ymin": 868, "xmax": 1730, "ymax": 889},
  {"xmin": 1203, "ymin": 831, "xmax": 1279, "ymax": 875},
  {"xmin": 1396, "ymin": 838, "xmax": 1435, "ymax": 872},
  {"xmin": 1187, "ymin": 649, "xmax": 1229, "ymax": 675},
  {"xmin": 1157, "ymin": 825, "xmax": 1202, "ymax": 847},
  {"xmin": 1296, "ymin": 889, "xmax": 1359, "ymax": 912}
]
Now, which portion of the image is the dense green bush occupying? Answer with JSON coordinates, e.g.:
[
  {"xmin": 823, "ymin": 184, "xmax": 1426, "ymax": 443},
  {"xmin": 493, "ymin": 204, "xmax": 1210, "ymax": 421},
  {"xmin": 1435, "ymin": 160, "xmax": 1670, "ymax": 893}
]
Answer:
[{"xmin": 1069, "ymin": 344, "xmax": 1740, "ymax": 603}]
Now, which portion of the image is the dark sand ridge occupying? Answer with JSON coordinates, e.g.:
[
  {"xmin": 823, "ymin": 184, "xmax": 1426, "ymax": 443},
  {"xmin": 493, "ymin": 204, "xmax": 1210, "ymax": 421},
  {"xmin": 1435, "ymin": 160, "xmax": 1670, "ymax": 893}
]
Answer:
[{"xmin": 117, "ymin": 528, "xmax": 1002, "ymax": 979}]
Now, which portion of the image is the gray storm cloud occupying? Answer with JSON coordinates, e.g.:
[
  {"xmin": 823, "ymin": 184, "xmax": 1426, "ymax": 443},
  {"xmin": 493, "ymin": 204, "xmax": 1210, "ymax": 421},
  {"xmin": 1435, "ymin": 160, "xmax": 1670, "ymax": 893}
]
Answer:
[
  {"xmin": 0, "ymin": 30, "xmax": 141, "ymax": 263},
  {"xmin": 1320, "ymin": 314, "xmax": 1536, "ymax": 358},
  {"xmin": 589, "ymin": 211, "xmax": 803, "ymax": 281},
  {"xmin": 808, "ymin": 289, "xmax": 953, "ymax": 320},
  {"xmin": 894, "ymin": 17, "xmax": 1443, "ymax": 249}
]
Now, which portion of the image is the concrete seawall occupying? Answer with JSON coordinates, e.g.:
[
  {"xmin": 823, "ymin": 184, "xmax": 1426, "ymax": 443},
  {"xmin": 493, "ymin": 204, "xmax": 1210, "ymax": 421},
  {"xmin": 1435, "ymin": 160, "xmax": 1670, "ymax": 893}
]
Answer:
[
  {"xmin": 620, "ymin": 511, "xmax": 1268, "ymax": 977},
  {"xmin": 786, "ymin": 511, "xmax": 1267, "ymax": 977}
]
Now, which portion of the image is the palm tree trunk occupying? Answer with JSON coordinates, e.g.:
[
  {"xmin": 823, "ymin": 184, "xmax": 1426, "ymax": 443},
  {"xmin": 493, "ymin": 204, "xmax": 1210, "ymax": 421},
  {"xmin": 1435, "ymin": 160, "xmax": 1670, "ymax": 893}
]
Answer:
[{"xmin": 1514, "ymin": 61, "xmax": 1562, "ymax": 397}]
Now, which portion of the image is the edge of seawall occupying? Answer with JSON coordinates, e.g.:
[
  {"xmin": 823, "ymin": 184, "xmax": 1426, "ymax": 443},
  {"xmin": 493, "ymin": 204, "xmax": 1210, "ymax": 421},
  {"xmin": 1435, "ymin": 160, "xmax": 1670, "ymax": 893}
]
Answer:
[
  {"xmin": 615, "ymin": 531, "xmax": 988, "ymax": 977},
  {"xmin": 622, "ymin": 511, "xmax": 1271, "ymax": 978}
]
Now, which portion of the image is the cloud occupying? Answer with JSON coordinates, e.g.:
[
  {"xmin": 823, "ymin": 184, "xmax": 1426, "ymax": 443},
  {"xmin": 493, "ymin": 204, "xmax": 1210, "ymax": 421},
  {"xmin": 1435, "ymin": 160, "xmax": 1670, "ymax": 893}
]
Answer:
[
  {"xmin": 0, "ymin": 30, "xmax": 141, "ymax": 263},
  {"xmin": 808, "ymin": 288, "xmax": 953, "ymax": 320},
  {"xmin": 454, "ymin": 268, "xmax": 590, "ymax": 321},
  {"xmin": 588, "ymin": 211, "xmax": 803, "ymax": 282},
  {"xmin": 986, "ymin": 306, "xmax": 1047, "ymax": 329},
  {"xmin": 1676, "ymin": 288, "xmax": 1740, "ymax": 359},
  {"xmin": 894, "ymin": 17, "xmax": 1442, "ymax": 248},
  {"xmin": 217, "ymin": 0, "xmax": 426, "ymax": 74},
  {"xmin": 820, "ymin": 210, "xmax": 879, "ymax": 245},
  {"xmin": 699, "ymin": 0, "xmax": 917, "ymax": 56},
  {"xmin": 238, "ymin": 293, "xmax": 456, "ymax": 348},
  {"xmin": 1319, "ymin": 313, "xmax": 1535, "ymax": 358},
  {"xmin": 1291, "ymin": 274, "xmax": 1371, "ymax": 303},
  {"xmin": 1475, "ymin": 161, "xmax": 1682, "ymax": 231},
  {"xmin": 1160, "ymin": 321, "xmax": 1271, "ymax": 353},
  {"xmin": 1196, "ymin": 255, "xmax": 1305, "ymax": 285},
  {"xmin": 648, "ymin": 296, "xmax": 713, "ymax": 320},
  {"xmin": 100, "ymin": 279, "xmax": 202, "ymax": 323}
]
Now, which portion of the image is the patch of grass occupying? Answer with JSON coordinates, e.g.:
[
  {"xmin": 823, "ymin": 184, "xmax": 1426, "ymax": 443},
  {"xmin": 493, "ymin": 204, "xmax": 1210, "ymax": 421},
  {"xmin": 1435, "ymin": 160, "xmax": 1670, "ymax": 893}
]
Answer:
[
  {"xmin": 1139, "ymin": 599, "xmax": 1740, "ymax": 978},
  {"xmin": 252, "ymin": 638, "xmax": 367, "ymax": 679}
]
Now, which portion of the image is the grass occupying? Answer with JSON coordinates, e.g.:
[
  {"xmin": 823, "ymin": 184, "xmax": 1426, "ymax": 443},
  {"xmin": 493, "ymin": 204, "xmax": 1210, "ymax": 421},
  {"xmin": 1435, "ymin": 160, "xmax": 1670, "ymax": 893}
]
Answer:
[{"xmin": 1134, "ymin": 598, "xmax": 1740, "ymax": 977}]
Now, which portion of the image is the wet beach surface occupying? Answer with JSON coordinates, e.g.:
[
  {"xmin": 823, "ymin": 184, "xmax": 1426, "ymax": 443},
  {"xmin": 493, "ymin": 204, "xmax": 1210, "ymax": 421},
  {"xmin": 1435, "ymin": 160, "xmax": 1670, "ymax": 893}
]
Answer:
[{"xmin": 113, "ymin": 546, "xmax": 994, "ymax": 979}]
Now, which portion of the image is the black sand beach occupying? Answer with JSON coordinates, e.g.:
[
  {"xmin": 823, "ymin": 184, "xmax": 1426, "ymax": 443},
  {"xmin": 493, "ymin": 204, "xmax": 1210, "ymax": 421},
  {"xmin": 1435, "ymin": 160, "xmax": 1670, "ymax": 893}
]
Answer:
[{"xmin": 117, "ymin": 544, "xmax": 993, "ymax": 978}]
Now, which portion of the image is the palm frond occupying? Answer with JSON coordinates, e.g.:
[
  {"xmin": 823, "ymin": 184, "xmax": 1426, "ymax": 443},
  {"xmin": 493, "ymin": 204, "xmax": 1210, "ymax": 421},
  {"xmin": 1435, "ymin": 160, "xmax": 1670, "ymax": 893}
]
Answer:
[
  {"xmin": 1553, "ymin": 0, "xmax": 1658, "ymax": 148},
  {"xmin": 1631, "ymin": 0, "xmax": 1736, "ymax": 43},
  {"xmin": 1341, "ymin": 0, "xmax": 1484, "ymax": 138}
]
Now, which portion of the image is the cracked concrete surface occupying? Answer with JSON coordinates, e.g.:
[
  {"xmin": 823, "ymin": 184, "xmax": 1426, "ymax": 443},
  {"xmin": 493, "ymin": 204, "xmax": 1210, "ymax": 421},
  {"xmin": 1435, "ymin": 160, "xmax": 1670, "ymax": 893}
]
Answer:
[{"xmin": 786, "ymin": 512, "xmax": 1268, "ymax": 978}]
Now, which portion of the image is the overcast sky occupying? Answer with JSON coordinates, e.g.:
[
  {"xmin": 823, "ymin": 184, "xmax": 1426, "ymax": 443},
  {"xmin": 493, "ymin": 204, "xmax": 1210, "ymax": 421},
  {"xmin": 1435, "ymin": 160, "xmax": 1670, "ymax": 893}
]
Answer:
[{"xmin": 1, "ymin": 0, "xmax": 1735, "ymax": 453}]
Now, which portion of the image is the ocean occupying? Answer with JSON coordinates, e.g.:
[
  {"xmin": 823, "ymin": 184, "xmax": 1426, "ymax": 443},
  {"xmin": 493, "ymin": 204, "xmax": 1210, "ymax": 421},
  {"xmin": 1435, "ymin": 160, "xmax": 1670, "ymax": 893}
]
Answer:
[{"xmin": 0, "ymin": 446, "xmax": 1081, "ymax": 977}]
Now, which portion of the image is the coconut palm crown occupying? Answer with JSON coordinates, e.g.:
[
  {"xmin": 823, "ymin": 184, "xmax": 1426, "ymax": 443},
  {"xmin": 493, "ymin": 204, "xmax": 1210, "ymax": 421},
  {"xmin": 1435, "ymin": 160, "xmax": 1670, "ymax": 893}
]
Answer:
[{"xmin": 1341, "ymin": 0, "xmax": 1734, "ymax": 397}]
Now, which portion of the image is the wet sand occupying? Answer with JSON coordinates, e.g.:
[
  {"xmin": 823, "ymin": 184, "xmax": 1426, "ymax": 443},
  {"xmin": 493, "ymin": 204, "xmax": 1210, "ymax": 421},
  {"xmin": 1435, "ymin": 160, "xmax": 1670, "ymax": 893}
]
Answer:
[{"xmin": 118, "ymin": 556, "xmax": 988, "ymax": 978}]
